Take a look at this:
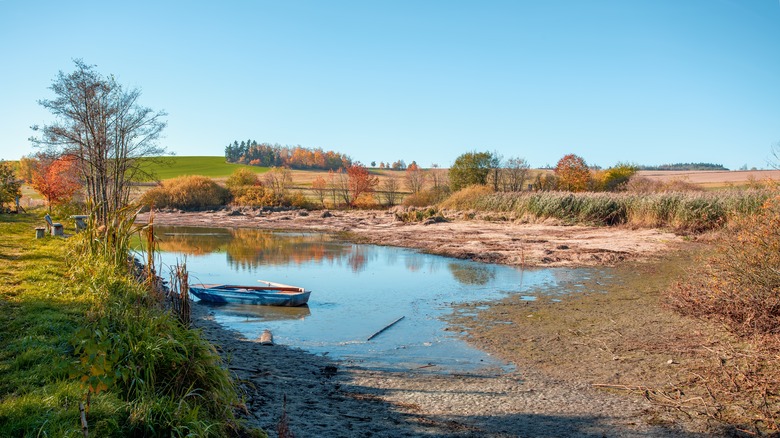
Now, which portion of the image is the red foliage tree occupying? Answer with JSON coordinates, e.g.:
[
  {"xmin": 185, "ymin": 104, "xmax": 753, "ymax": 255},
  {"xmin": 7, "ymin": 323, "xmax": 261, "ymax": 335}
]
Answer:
[
  {"xmin": 346, "ymin": 163, "xmax": 378, "ymax": 206},
  {"xmin": 554, "ymin": 154, "xmax": 591, "ymax": 192},
  {"xmin": 31, "ymin": 155, "xmax": 81, "ymax": 212}
]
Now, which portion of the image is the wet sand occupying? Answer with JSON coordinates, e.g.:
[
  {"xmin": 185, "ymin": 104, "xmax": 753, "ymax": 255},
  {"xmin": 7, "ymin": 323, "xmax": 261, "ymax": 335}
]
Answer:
[{"xmin": 144, "ymin": 209, "xmax": 712, "ymax": 436}]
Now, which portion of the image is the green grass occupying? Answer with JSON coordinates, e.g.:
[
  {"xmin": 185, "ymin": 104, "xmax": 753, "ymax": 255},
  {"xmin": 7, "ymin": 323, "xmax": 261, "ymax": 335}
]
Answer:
[
  {"xmin": 0, "ymin": 214, "xmax": 104, "ymax": 436},
  {"xmin": 138, "ymin": 156, "xmax": 269, "ymax": 181},
  {"xmin": 0, "ymin": 212, "xmax": 264, "ymax": 437}
]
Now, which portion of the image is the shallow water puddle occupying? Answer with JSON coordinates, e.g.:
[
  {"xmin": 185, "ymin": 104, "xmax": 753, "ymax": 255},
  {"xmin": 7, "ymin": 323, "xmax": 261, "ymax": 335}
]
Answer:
[{"xmin": 151, "ymin": 226, "xmax": 580, "ymax": 373}]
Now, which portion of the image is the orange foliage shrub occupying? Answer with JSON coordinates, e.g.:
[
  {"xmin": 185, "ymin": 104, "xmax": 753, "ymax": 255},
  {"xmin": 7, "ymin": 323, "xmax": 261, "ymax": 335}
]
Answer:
[{"xmin": 31, "ymin": 155, "xmax": 81, "ymax": 210}]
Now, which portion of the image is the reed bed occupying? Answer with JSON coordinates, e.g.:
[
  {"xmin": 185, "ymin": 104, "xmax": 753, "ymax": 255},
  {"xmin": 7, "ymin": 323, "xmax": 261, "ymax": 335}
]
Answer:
[{"xmin": 439, "ymin": 186, "xmax": 772, "ymax": 232}]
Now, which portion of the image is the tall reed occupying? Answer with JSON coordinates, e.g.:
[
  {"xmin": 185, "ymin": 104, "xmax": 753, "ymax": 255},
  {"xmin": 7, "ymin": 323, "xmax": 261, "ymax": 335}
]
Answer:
[{"xmin": 439, "ymin": 188, "xmax": 772, "ymax": 231}]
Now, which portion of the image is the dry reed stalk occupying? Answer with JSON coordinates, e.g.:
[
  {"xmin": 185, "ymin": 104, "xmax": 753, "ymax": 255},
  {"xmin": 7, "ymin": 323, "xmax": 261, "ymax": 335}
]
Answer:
[
  {"xmin": 169, "ymin": 261, "xmax": 191, "ymax": 327},
  {"xmin": 277, "ymin": 394, "xmax": 295, "ymax": 438}
]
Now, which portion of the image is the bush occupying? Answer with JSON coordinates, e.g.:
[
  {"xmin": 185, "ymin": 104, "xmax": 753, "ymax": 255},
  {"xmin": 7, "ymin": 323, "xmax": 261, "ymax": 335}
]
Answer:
[
  {"xmin": 225, "ymin": 168, "xmax": 260, "ymax": 189},
  {"xmin": 140, "ymin": 176, "xmax": 231, "ymax": 210},
  {"xmin": 666, "ymin": 193, "xmax": 780, "ymax": 433},
  {"xmin": 393, "ymin": 206, "xmax": 444, "ymax": 223},
  {"xmin": 230, "ymin": 185, "xmax": 276, "ymax": 207},
  {"xmin": 668, "ymin": 193, "xmax": 780, "ymax": 335},
  {"xmin": 439, "ymin": 185, "xmax": 494, "ymax": 211},
  {"xmin": 403, "ymin": 186, "xmax": 451, "ymax": 207}
]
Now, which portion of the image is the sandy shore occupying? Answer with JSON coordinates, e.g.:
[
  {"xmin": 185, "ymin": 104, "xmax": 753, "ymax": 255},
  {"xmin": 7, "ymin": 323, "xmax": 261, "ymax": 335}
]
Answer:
[{"xmin": 146, "ymin": 209, "xmax": 708, "ymax": 436}]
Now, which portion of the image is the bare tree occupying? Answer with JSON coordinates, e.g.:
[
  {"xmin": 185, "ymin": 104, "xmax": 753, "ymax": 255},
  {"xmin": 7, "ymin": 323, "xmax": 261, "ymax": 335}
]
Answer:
[
  {"xmin": 502, "ymin": 157, "xmax": 531, "ymax": 192},
  {"xmin": 326, "ymin": 170, "xmax": 338, "ymax": 207},
  {"xmin": 429, "ymin": 164, "xmax": 449, "ymax": 190},
  {"xmin": 488, "ymin": 152, "xmax": 503, "ymax": 191},
  {"xmin": 404, "ymin": 164, "xmax": 426, "ymax": 195},
  {"xmin": 378, "ymin": 176, "xmax": 400, "ymax": 206},
  {"xmin": 333, "ymin": 168, "xmax": 351, "ymax": 206},
  {"xmin": 263, "ymin": 167, "xmax": 293, "ymax": 199},
  {"xmin": 31, "ymin": 60, "xmax": 166, "ymax": 226}
]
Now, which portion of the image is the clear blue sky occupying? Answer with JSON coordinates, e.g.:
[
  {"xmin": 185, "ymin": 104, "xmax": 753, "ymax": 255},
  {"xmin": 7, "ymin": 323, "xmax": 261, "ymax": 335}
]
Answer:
[{"xmin": 1, "ymin": 0, "xmax": 778, "ymax": 169}]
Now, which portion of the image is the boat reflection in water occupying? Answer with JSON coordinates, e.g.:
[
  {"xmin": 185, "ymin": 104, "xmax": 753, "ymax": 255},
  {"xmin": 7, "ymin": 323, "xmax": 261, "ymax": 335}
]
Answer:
[{"xmin": 197, "ymin": 301, "xmax": 312, "ymax": 322}]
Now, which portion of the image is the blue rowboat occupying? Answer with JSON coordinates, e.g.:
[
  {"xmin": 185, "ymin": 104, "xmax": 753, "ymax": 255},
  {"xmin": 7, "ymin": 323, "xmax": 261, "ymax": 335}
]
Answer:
[{"xmin": 189, "ymin": 281, "xmax": 311, "ymax": 307}]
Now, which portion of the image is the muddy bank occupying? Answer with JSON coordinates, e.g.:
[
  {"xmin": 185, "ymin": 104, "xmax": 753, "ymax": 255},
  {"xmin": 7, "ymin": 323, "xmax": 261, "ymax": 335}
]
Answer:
[
  {"xmin": 450, "ymin": 248, "xmax": 728, "ymax": 434},
  {"xmin": 139, "ymin": 209, "xmax": 681, "ymax": 268},
  {"xmin": 194, "ymin": 300, "xmax": 703, "ymax": 437}
]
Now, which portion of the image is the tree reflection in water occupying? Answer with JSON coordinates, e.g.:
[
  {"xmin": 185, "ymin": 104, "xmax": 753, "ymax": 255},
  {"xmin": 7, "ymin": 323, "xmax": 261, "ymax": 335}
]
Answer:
[
  {"xmin": 155, "ymin": 227, "xmax": 368, "ymax": 272},
  {"xmin": 448, "ymin": 262, "xmax": 496, "ymax": 285}
]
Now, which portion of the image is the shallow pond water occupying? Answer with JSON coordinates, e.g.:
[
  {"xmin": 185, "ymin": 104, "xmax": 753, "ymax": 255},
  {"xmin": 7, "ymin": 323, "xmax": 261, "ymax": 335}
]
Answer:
[{"xmin": 150, "ymin": 226, "xmax": 580, "ymax": 373}]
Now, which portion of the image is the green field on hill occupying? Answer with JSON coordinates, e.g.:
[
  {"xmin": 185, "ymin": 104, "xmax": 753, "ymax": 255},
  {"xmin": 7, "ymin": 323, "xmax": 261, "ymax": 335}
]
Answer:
[{"xmin": 138, "ymin": 156, "xmax": 269, "ymax": 181}]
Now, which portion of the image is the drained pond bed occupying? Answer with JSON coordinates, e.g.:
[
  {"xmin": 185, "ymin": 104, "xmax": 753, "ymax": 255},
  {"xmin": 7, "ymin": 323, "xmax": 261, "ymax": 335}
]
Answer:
[{"xmin": 150, "ymin": 225, "xmax": 593, "ymax": 373}]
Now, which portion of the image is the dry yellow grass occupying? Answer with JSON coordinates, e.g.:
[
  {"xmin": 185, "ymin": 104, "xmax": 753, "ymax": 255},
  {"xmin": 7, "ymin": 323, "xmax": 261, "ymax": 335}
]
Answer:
[{"xmin": 637, "ymin": 170, "xmax": 780, "ymax": 189}]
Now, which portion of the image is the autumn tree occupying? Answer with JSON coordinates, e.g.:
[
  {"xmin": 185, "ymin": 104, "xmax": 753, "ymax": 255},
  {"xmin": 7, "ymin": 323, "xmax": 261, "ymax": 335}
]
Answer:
[
  {"xmin": 30, "ymin": 154, "xmax": 81, "ymax": 212},
  {"xmin": 391, "ymin": 160, "xmax": 406, "ymax": 171},
  {"xmin": 346, "ymin": 163, "xmax": 378, "ymax": 206},
  {"xmin": 31, "ymin": 60, "xmax": 166, "ymax": 227},
  {"xmin": 554, "ymin": 154, "xmax": 591, "ymax": 192},
  {"xmin": 311, "ymin": 176, "xmax": 328, "ymax": 208},
  {"xmin": 601, "ymin": 163, "xmax": 637, "ymax": 191},
  {"xmin": 449, "ymin": 151, "xmax": 494, "ymax": 191},
  {"xmin": 16, "ymin": 156, "xmax": 37, "ymax": 183},
  {"xmin": 0, "ymin": 161, "xmax": 22, "ymax": 212}
]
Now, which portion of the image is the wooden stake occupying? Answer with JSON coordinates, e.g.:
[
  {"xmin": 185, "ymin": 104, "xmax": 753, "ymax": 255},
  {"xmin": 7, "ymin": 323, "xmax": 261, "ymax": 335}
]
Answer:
[
  {"xmin": 79, "ymin": 402, "xmax": 88, "ymax": 438},
  {"xmin": 367, "ymin": 316, "xmax": 405, "ymax": 341}
]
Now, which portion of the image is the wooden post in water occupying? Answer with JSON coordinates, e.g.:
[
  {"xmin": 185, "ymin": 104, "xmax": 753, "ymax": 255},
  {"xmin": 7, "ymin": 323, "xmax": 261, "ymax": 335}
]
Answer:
[{"xmin": 367, "ymin": 316, "xmax": 405, "ymax": 341}]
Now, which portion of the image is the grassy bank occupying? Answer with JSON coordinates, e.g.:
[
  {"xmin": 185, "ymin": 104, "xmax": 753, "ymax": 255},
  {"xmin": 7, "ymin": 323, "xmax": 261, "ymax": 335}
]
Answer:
[{"xmin": 0, "ymin": 213, "xmax": 262, "ymax": 437}]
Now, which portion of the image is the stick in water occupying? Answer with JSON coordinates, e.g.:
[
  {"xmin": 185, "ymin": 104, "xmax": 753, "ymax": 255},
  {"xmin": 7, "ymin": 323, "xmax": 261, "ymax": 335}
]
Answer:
[{"xmin": 367, "ymin": 316, "xmax": 405, "ymax": 341}]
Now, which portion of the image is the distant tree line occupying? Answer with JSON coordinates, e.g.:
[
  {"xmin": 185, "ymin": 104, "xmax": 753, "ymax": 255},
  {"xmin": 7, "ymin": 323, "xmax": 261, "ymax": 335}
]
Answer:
[
  {"xmin": 637, "ymin": 163, "xmax": 728, "ymax": 171},
  {"xmin": 224, "ymin": 140, "xmax": 351, "ymax": 170}
]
